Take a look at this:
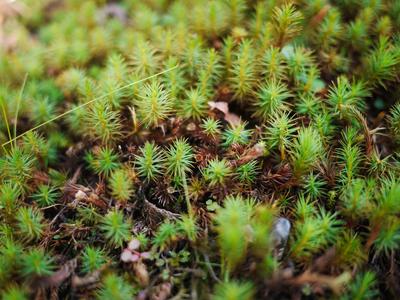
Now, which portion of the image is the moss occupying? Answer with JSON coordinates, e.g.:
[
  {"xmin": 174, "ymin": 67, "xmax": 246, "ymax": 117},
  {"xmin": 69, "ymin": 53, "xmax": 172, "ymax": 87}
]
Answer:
[{"xmin": 1, "ymin": 0, "xmax": 400, "ymax": 298}]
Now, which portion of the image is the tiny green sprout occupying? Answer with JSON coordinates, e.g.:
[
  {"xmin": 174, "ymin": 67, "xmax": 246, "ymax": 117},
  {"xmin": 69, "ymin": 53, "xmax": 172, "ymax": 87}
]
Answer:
[
  {"xmin": 202, "ymin": 158, "xmax": 232, "ymax": 186},
  {"xmin": 388, "ymin": 102, "xmax": 400, "ymax": 143},
  {"xmin": 97, "ymin": 273, "xmax": 135, "ymax": 300},
  {"xmin": 84, "ymin": 100, "xmax": 123, "ymax": 144},
  {"xmin": 2, "ymin": 285, "xmax": 28, "ymax": 300},
  {"xmin": 152, "ymin": 220, "xmax": 179, "ymax": 250},
  {"xmin": 282, "ymin": 45, "xmax": 314, "ymax": 79},
  {"xmin": 222, "ymin": 122, "xmax": 252, "ymax": 147},
  {"xmin": 16, "ymin": 207, "xmax": 44, "ymax": 241},
  {"xmin": 201, "ymin": 117, "xmax": 221, "ymax": 138},
  {"xmin": 341, "ymin": 272, "xmax": 378, "ymax": 300},
  {"xmin": 135, "ymin": 141, "xmax": 165, "ymax": 182},
  {"xmin": 261, "ymin": 46, "xmax": 286, "ymax": 81},
  {"xmin": 162, "ymin": 56, "xmax": 187, "ymax": 99},
  {"xmin": 135, "ymin": 80, "xmax": 172, "ymax": 128},
  {"xmin": 0, "ymin": 182, "xmax": 21, "ymax": 215},
  {"xmin": 197, "ymin": 48, "xmax": 223, "ymax": 96},
  {"xmin": 235, "ymin": 160, "xmax": 260, "ymax": 184},
  {"xmin": 340, "ymin": 178, "xmax": 374, "ymax": 219},
  {"xmin": 327, "ymin": 76, "xmax": 370, "ymax": 118},
  {"xmin": 290, "ymin": 126, "xmax": 324, "ymax": 178},
  {"xmin": 302, "ymin": 173, "xmax": 326, "ymax": 200},
  {"xmin": 253, "ymin": 79, "xmax": 291, "ymax": 121},
  {"xmin": 21, "ymin": 248, "xmax": 54, "ymax": 277},
  {"xmin": 363, "ymin": 37, "xmax": 400, "ymax": 88},
  {"xmin": 272, "ymin": 3, "xmax": 303, "ymax": 47},
  {"xmin": 165, "ymin": 138, "xmax": 194, "ymax": 183},
  {"xmin": 100, "ymin": 210, "xmax": 131, "ymax": 248},
  {"xmin": 296, "ymin": 94, "xmax": 321, "ymax": 116},
  {"xmin": 86, "ymin": 146, "xmax": 120, "ymax": 178},
  {"xmin": 337, "ymin": 128, "xmax": 363, "ymax": 185},
  {"xmin": 81, "ymin": 246, "xmax": 107, "ymax": 274},
  {"xmin": 108, "ymin": 168, "xmax": 135, "ymax": 202},
  {"xmin": 180, "ymin": 88, "xmax": 208, "ymax": 120},
  {"xmin": 229, "ymin": 39, "xmax": 257, "ymax": 100},
  {"xmin": 294, "ymin": 194, "xmax": 316, "ymax": 221},
  {"xmin": 31, "ymin": 97, "xmax": 57, "ymax": 127},
  {"xmin": 373, "ymin": 217, "xmax": 400, "ymax": 256},
  {"xmin": 31, "ymin": 184, "xmax": 60, "ymax": 207},
  {"xmin": 130, "ymin": 39, "xmax": 159, "ymax": 77},
  {"xmin": 214, "ymin": 195, "xmax": 255, "ymax": 273},
  {"xmin": 1, "ymin": 147, "xmax": 36, "ymax": 193},
  {"xmin": 265, "ymin": 111, "xmax": 297, "ymax": 160},
  {"xmin": 178, "ymin": 214, "xmax": 198, "ymax": 242},
  {"xmin": 212, "ymin": 280, "xmax": 254, "ymax": 300},
  {"xmin": 335, "ymin": 231, "xmax": 366, "ymax": 268}
]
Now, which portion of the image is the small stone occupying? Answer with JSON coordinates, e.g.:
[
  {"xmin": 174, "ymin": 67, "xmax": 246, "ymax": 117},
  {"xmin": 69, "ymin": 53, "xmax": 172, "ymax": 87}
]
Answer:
[{"xmin": 272, "ymin": 217, "xmax": 291, "ymax": 259}]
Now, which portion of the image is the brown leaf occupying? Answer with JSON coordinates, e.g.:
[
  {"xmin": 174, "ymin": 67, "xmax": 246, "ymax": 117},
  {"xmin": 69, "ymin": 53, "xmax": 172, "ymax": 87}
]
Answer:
[{"xmin": 208, "ymin": 101, "xmax": 241, "ymax": 126}]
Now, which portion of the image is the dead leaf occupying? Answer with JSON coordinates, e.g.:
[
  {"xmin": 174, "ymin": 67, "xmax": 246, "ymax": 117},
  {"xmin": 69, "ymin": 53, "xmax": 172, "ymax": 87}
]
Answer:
[{"xmin": 208, "ymin": 101, "xmax": 241, "ymax": 126}]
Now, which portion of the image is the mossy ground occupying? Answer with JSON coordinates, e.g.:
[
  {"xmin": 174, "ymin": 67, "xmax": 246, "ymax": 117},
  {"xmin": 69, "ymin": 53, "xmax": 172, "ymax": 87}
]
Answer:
[{"xmin": 1, "ymin": 0, "xmax": 400, "ymax": 299}]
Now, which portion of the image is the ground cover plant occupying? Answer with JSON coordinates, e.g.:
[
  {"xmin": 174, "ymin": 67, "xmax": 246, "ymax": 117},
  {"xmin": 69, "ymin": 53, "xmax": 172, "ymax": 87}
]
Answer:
[{"xmin": 1, "ymin": 0, "xmax": 400, "ymax": 299}]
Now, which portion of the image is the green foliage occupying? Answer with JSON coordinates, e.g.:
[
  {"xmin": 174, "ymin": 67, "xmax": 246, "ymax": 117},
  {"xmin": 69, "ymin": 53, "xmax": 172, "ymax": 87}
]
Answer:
[
  {"xmin": 21, "ymin": 248, "xmax": 54, "ymax": 277},
  {"xmin": 152, "ymin": 220, "xmax": 179, "ymax": 250},
  {"xmin": 2, "ymin": 0, "xmax": 400, "ymax": 298},
  {"xmin": 108, "ymin": 168, "xmax": 135, "ymax": 202},
  {"xmin": 222, "ymin": 122, "xmax": 252, "ymax": 147},
  {"xmin": 229, "ymin": 40, "xmax": 257, "ymax": 100},
  {"xmin": 363, "ymin": 37, "xmax": 400, "ymax": 88},
  {"xmin": 2, "ymin": 286, "xmax": 28, "ymax": 300},
  {"xmin": 302, "ymin": 173, "xmax": 326, "ymax": 200},
  {"xmin": 16, "ymin": 207, "xmax": 44, "ymax": 241},
  {"xmin": 177, "ymin": 214, "xmax": 198, "ymax": 242},
  {"xmin": 0, "ymin": 183, "xmax": 21, "ymax": 216},
  {"xmin": 100, "ymin": 210, "xmax": 131, "ymax": 248},
  {"xmin": 290, "ymin": 127, "xmax": 323, "ymax": 178},
  {"xmin": 84, "ymin": 101, "xmax": 123, "ymax": 144},
  {"xmin": 81, "ymin": 246, "xmax": 107, "ymax": 274},
  {"xmin": 135, "ymin": 141, "xmax": 165, "ymax": 182},
  {"xmin": 272, "ymin": 3, "xmax": 303, "ymax": 47},
  {"xmin": 165, "ymin": 138, "xmax": 193, "ymax": 183},
  {"xmin": 261, "ymin": 46, "xmax": 286, "ymax": 81},
  {"xmin": 135, "ymin": 80, "xmax": 172, "ymax": 128},
  {"xmin": 214, "ymin": 195, "xmax": 255, "ymax": 273},
  {"xmin": 265, "ymin": 112, "xmax": 297, "ymax": 160},
  {"xmin": 212, "ymin": 280, "xmax": 254, "ymax": 300},
  {"xmin": 253, "ymin": 79, "xmax": 291, "ymax": 121},
  {"xmin": 336, "ymin": 128, "xmax": 363, "ymax": 185},
  {"xmin": 327, "ymin": 77, "xmax": 370, "ymax": 119},
  {"xmin": 1, "ymin": 148, "xmax": 36, "ymax": 192},
  {"xmin": 235, "ymin": 161, "xmax": 260, "ymax": 184},
  {"xmin": 374, "ymin": 217, "xmax": 400, "ymax": 255},
  {"xmin": 291, "ymin": 198, "xmax": 342, "ymax": 260},
  {"xmin": 86, "ymin": 147, "xmax": 120, "ymax": 178},
  {"xmin": 341, "ymin": 272, "xmax": 378, "ymax": 300},
  {"xmin": 388, "ymin": 102, "xmax": 400, "ymax": 143},
  {"xmin": 31, "ymin": 184, "xmax": 60, "ymax": 207},
  {"xmin": 202, "ymin": 158, "xmax": 232, "ymax": 186},
  {"xmin": 201, "ymin": 118, "xmax": 221, "ymax": 138},
  {"xmin": 180, "ymin": 88, "xmax": 208, "ymax": 120},
  {"xmin": 97, "ymin": 273, "xmax": 135, "ymax": 300}
]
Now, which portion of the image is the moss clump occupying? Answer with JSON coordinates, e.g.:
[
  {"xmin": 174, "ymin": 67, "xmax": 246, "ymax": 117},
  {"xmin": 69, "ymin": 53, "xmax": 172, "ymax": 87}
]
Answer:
[{"xmin": 1, "ymin": 0, "xmax": 400, "ymax": 299}]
